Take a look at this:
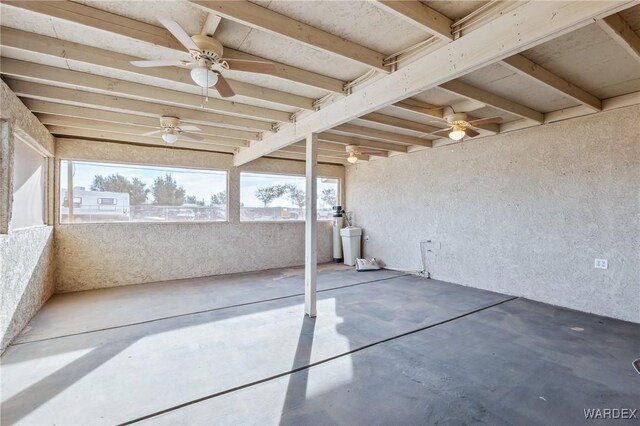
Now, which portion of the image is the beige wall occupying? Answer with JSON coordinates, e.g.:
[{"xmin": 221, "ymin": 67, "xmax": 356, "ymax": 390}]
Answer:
[
  {"xmin": 55, "ymin": 139, "xmax": 345, "ymax": 292},
  {"xmin": 346, "ymin": 105, "xmax": 640, "ymax": 323},
  {"xmin": 0, "ymin": 81, "xmax": 56, "ymax": 352}
]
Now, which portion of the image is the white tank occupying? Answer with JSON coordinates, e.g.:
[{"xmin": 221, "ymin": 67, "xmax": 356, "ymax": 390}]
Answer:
[{"xmin": 340, "ymin": 227, "xmax": 362, "ymax": 266}]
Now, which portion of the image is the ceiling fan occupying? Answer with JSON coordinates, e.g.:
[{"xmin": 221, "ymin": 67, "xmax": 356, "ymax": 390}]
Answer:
[
  {"xmin": 143, "ymin": 116, "xmax": 203, "ymax": 144},
  {"xmin": 130, "ymin": 17, "xmax": 277, "ymax": 97},
  {"xmin": 430, "ymin": 113, "xmax": 502, "ymax": 141},
  {"xmin": 342, "ymin": 145, "xmax": 386, "ymax": 163}
]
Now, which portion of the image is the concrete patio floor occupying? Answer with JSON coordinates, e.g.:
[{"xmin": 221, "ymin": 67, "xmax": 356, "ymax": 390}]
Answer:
[{"xmin": 1, "ymin": 265, "xmax": 638, "ymax": 425}]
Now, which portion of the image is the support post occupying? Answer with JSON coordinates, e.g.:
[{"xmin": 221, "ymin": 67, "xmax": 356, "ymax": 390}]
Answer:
[{"xmin": 304, "ymin": 133, "xmax": 318, "ymax": 317}]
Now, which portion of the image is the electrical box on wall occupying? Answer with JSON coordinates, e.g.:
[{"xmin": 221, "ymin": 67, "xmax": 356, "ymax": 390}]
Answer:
[{"xmin": 594, "ymin": 259, "xmax": 608, "ymax": 269}]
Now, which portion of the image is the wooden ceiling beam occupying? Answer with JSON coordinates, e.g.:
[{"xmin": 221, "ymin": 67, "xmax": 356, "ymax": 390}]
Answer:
[
  {"xmin": 191, "ymin": 0, "xmax": 390, "ymax": 72},
  {"xmin": 359, "ymin": 112, "xmax": 443, "ymax": 134},
  {"xmin": 333, "ymin": 124, "xmax": 433, "ymax": 147},
  {"xmin": 6, "ymin": 79, "xmax": 273, "ymax": 131},
  {"xmin": 2, "ymin": 0, "xmax": 346, "ymax": 93},
  {"xmin": 391, "ymin": 99, "xmax": 443, "ymax": 119},
  {"xmin": 449, "ymin": 99, "xmax": 486, "ymax": 113},
  {"xmin": 1, "ymin": 58, "xmax": 290, "ymax": 123},
  {"xmin": 221, "ymin": 49, "xmax": 346, "ymax": 94},
  {"xmin": 293, "ymin": 141, "xmax": 346, "ymax": 153},
  {"xmin": 264, "ymin": 151, "xmax": 351, "ymax": 166},
  {"xmin": 26, "ymin": 101, "xmax": 260, "ymax": 141},
  {"xmin": 293, "ymin": 140, "xmax": 389, "ymax": 158},
  {"xmin": 51, "ymin": 132, "xmax": 239, "ymax": 154},
  {"xmin": 277, "ymin": 144, "xmax": 352, "ymax": 159},
  {"xmin": 597, "ymin": 13, "xmax": 640, "ymax": 63},
  {"xmin": 234, "ymin": 0, "xmax": 632, "ymax": 165},
  {"xmin": 500, "ymin": 90, "xmax": 640, "ymax": 133},
  {"xmin": 439, "ymin": 80, "xmax": 545, "ymax": 123},
  {"xmin": 450, "ymin": 1, "xmax": 524, "ymax": 38},
  {"xmin": 37, "ymin": 116, "xmax": 249, "ymax": 148},
  {"xmin": 0, "ymin": 26, "xmax": 314, "ymax": 110},
  {"xmin": 501, "ymin": 55, "xmax": 602, "ymax": 111},
  {"xmin": 373, "ymin": 1, "xmax": 453, "ymax": 41},
  {"xmin": 317, "ymin": 133, "xmax": 409, "ymax": 153}
]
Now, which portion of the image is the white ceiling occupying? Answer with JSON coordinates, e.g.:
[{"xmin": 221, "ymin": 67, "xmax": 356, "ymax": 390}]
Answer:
[
  {"xmin": 522, "ymin": 22, "xmax": 640, "ymax": 99},
  {"xmin": 1, "ymin": 1, "xmax": 639, "ymax": 164}
]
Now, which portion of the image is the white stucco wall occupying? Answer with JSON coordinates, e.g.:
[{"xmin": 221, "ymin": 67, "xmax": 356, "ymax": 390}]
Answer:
[
  {"xmin": 55, "ymin": 139, "xmax": 345, "ymax": 292},
  {"xmin": 0, "ymin": 81, "xmax": 56, "ymax": 352},
  {"xmin": 346, "ymin": 105, "xmax": 640, "ymax": 323}
]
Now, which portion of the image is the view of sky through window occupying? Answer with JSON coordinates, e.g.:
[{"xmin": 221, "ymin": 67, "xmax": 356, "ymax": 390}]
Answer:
[
  {"xmin": 240, "ymin": 172, "xmax": 339, "ymax": 221},
  {"xmin": 60, "ymin": 160, "xmax": 227, "ymax": 223}
]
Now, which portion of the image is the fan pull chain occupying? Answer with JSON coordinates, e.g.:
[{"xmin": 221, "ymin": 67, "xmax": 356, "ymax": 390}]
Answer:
[{"xmin": 206, "ymin": 71, "xmax": 210, "ymax": 102}]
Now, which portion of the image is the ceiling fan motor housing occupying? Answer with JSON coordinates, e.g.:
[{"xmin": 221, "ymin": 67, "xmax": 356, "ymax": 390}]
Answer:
[
  {"xmin": 190, "ymin": 35, "xmax": 224, "ymax": 61},
  {"xmin": 445, "ymin": 112, "xmax": 470, "ymax": 127},
  {"xmin": 159, "ymin": 116, "xmax": 180, "ymax": 130}
]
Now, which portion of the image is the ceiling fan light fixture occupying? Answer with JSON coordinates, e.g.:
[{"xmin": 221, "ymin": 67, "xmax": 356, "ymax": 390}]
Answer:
[
  {"xmin": 449, "ymin": 125, "xmax": 466, "ymax": 141},
  {"xmin": 162, "ymin": 132, "xmax": 178, "ymax": 144},
  {"xmin": 347, "ymin": 153, "xmax": 359, "ymax": 164},
  {"xmin": 190, "ymin": 66, "xmax": 218, "ymax": 88}
]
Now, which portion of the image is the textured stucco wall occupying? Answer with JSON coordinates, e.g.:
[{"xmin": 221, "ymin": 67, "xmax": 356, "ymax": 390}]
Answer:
[
  {"xmin": 0, "ymin": 81, "xmax": 56, "ymax": 352},
  {"xmin": 0, "ymin": 81, "xmax": 54, "ymax": 155},
  {"xmin": 346, "ymin": 105, "xmax": 640, "ymax": 323},
  {"xmin": 55, "ymin": 139, "xmax": 344, "ymax": 292},
  {"xmin": 0, "ymin": 227, "xmax": 55, "ymax": 350}
]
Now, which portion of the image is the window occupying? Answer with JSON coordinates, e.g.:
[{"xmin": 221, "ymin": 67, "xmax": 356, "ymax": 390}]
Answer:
[
  {"xmin": 10, "ymin": 136, "xmax": 47, "ymax": 230},
  {"xmin": 97, "ymin": 198, "xmax": 117, "ymax": 205},
  {"xmin": 60, "ymin": 160, "xmax": 227, "ymax": 224},
  {"xmin": 240, "ymin": 172, "xmax": 339, "ymax": 221}
]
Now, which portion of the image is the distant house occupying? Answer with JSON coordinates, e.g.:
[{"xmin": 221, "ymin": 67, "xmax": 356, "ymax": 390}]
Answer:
[{"xmin": 61, "ymin": 188, "xmax": 130, "ymax": 222}]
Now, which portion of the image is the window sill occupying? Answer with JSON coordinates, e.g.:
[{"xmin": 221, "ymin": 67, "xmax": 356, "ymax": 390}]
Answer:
[
  {"xmin": 239, "ymin": 220, "xmax": 333, "ymax": 224},
  {"xmin": 4, "ymin": 224, "xmax": 52, "ymax": 234},
  {"xmin": 56, "ymin": 220, "xmax": 230, "ymax": 226}
]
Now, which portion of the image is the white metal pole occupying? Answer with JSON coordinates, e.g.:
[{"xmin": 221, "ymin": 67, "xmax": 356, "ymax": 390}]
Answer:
[{"xmin": 305, "ymin": 133, "xmax": 318, "ymax": 317}]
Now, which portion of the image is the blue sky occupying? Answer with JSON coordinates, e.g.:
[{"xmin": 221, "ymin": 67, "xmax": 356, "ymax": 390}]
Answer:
[{"xmin": 61, "ymin": 161, "xmax": 339, "ymax": 208}]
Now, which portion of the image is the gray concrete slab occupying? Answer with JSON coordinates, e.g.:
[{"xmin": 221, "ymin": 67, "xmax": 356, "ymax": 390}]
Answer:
[
  {"xmin": 14, "ymin": 264, "xmax": 403, "ymax": 343},
  {"xmin": 144, "ymin": 298, "xmax": 640, "ymax": 426},
  {"xmin": 0, "ymin": 273, "xmax": 510, "ymax": 425}
]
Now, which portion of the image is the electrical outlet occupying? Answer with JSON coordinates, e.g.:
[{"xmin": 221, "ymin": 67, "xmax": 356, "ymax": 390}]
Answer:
[{"xmin": 594, "ymin": 259, "xmax": 608, "ymax": 269}]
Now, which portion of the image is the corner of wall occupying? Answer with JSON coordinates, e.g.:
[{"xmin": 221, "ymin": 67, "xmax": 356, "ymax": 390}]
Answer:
[{"xmin": 0, "ymin": 81, "xmax": 56, "ymax": 352}]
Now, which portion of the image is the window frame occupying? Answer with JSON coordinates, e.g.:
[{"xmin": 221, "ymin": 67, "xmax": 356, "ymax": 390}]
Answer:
[
  {"xmin": 57, "ymin": 158, "xmax": 230, "ymax": 225},
  {"xmin": 239, "ymin": 170, "xmax": 341, "ymax": 223},
  {"xmin": 9, "ymin": 133, "xmax": 49, "ymax": 231}
]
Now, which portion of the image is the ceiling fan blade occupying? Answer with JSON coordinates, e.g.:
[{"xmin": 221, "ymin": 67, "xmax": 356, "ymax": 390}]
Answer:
[
  {"xmin": 465, "ymin": 128, "xmax": 480, "ymax": 138},
  {"xmin": 468, "ymin": 116, "xmax": 502, "ymax": 126},
  {"xmin": 142, "ymin": 129, "xmax": 164, "ymax": 137},
  {"xmin": 214, "ymin": 73, "xmax": 236, "ymax": 98},
  {"xmin": 180, "ymin": 132, "xmax": 204, "ymax": 141},
  {"xmin": 359, "ymin": 150, "xmax": 386, "ymax": 155},
  {"xmin": 224, "ymin": 59, "xmax": 277, "ymax": 75},
  {"xmin": 179, "ymin": 125, "xmax": 201, "ymax": 132},
  {"xmin": 158, "ymin": 17, "xmax": 200, "ymax": 52},
  {"xmin": 130, "ymin": 59, "xmax": 185, "ymax": 68}
]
